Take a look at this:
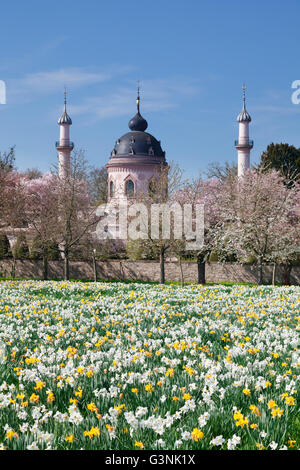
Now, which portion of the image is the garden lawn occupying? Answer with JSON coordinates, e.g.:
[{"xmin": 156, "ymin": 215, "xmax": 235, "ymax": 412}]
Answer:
[{"xmin": 0, "ymin": 280, "xmax": 299, "ymax": 450}]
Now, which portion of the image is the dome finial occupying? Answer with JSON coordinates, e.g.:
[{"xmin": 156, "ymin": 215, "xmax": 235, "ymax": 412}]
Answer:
[
  {"xmin": 242, "ymin": 83, "xmax": 246, "ymax": 109},
  {"xmin": 58, "ymin": 88, "xmax": 72, "ymax": 125},
  {"xmin": 237, "ymin": 83, "xmax": 251, "ymax": 122},
  {"xmin": 128, "ymin": 82, "xmax": 148, "ymax": 131},
  {"xmin": 64, "ymin": 87, "xmax": 67, "ymax": 111},
  {"xmin": 136, "ymin": 80, "xmax": 140, "ymax": 113}
]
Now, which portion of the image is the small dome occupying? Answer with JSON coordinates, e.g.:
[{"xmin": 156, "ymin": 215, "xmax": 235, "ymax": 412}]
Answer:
[
  {"xmin": 128, "ymin": 85, "xmax": 148, "ymax": 131},
  {"xmin": 237, "ymin": 86, "xmax": 251, "ymax": 122},
  {"xmin": 237, "ymin": 107, "xmax": 251, "ymax": 122},
  {"xmin": 58, "ymin": 91, "xmax": 72, "ymax": 125},
  {"xmin": 58, "ymin": 111, "xmax": 72, "ymax": 125},
  {"xmin": 128, "ymin": 112, "xmax": 148, "ymax": 132}
]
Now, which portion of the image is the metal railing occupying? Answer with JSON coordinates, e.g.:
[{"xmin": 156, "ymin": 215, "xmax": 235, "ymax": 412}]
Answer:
[
  {"xmin": 234, "ymin": 139, "xmax": 254, "ymax": 147},
  {"xmin": 55, "ymin": 140, "xmax": 74, "ymax": 149}
]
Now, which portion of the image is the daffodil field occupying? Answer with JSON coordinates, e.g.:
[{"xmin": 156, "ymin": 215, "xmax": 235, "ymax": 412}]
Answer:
[{"xmin": 0, "ymin": 280, "xmax": 299, "ymax": 450}]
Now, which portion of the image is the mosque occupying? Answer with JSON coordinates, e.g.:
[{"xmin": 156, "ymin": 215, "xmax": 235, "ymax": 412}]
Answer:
[{"xmin": 56, "ymin": 86, "xmax": 253, "ymax": 195}]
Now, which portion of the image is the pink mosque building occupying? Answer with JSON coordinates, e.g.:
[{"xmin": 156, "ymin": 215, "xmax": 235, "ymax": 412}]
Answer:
[
  {"xmin": 106, "ymin": 87, "xmax": 167, "ymax": 201},
  {"xmin": 56, "ymin": 86, "xmax": 252, "ymax": 191}
]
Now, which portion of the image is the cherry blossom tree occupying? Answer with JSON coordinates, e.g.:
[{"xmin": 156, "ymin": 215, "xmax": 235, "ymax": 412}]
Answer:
[
  {"xmin": 133, "ymin": 162, "xmax": 186, "ymax": 284},
  {"xmin": 0, "ymin": 172, "xmax": 24, "ymax": 229},
  {"xmin": 174, "ymin": 176, "xmax": 221, "ymax": 283},
  {"xmin": 54, "ymin": 151, "xmax": 101, "ymax": 280},
  {"xmin": 266, "ymin": 189, "xmax": 300, "ymax": 284},
  {"xmin": 23, "ymin": 173, "xmax": 59, "ymax": 279},
  {"xmin": 213, "ymin": 169, "xmax": 300, "ymax": 284}
]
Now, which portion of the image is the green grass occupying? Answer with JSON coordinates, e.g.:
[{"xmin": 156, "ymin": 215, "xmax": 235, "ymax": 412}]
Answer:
[{"xmin": 0, "ymin": 276, "xmax": 274, "ymax": 287}]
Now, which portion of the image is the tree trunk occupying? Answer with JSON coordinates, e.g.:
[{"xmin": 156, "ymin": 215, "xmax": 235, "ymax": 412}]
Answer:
[
  {"xmin": 197, "ymin": 253, "xmax": 205, "ymax": 284},
  {"xmin": 92, "ymin": 252, "xmax": 97, "ymax": 282},
  {"xmin": 272, "ymin": 262, "xmax": 277, "ymax": 286},
  {"xmin": 64, "ymin": 250, "xmax": 70, "ymax": 281},
  {"xmin": 258, "ymin": 256, "xmax": 263, "ymax": 285},
  {"xmin": 11, "ymin": 257, "xmax": 16, "ymax": 279},
  {"xmin": 160, "ymin": 247, "xmax": 165, "ymax": 285},
  {"xmin": 42, "ymin": 254, "xmax": 48, "ymax": 281},
  {"xmin": 178, "ymin": 257, "xmax": 184, "ymax": 287}
]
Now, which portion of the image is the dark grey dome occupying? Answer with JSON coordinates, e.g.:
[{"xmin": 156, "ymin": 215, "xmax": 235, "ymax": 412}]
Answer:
[
  {"xmin": 111, "ymin": 131, "xmax": 165, "ymax": 158},
  {"xmin": 128, "ymin": 112, "xmax": 148, "ymax": 132},
  {"xmin": 109, "ymin": 86, "xmax": 166, "ymax": 161}
]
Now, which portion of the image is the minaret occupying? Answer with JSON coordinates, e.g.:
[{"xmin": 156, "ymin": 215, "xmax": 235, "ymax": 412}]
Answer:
[
  {"xmin": 56, "ymin": 90, "xmax": 74, "ymax": 178},
  {"xmin": 235, "ymin": 85, "xmax": 253, "ymax": 177}
]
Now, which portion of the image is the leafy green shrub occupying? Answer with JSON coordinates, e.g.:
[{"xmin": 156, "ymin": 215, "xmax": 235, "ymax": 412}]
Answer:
[
  {"xmin": 126, "ymin": 240, "xmax": 159, "ymax": 260},
  {"xmin": 208, "ymin": 251, "xmax": 219, "ymax": 262}
]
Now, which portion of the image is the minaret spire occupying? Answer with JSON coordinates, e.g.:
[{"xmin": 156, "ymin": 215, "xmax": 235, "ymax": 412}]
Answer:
[
  {"xmin": 234, "ymin": 84, "xmax": 253, "ymax": 177},
  {"xmin": 56, "ymin": 90, "xmax": 74, "ymax": 178}
]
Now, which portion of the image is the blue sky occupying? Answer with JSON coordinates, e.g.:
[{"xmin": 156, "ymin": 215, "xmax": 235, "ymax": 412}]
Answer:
[{"xmin": 1, "ymin": 0, "xmax": 300, "ymax": 178}]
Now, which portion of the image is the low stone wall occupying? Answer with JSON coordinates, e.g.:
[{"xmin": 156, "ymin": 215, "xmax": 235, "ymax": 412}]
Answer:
[{"xmin": 0, "ymin": 259, "xmax": 299, "ymax": 285}]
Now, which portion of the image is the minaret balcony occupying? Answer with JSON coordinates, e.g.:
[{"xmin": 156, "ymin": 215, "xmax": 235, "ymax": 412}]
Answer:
[
  {"xmin": 234, "ymin": 139, "xmax": 253, "ymax": 149},
  {"xmin": 56, "ymin": 140, "xmax": 74, "ymax": 150}
]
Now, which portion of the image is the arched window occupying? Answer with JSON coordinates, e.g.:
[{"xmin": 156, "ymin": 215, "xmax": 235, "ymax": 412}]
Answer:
[
  {"xmin": 110, "ymin": 180, "xmax": 114, "ymax": 198},
  {"xmin": 125, "ymin": 179, "xmax": 134, "ymax": 197}
]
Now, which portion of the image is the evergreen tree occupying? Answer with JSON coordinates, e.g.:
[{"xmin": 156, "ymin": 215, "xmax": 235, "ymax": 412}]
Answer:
[
  {"xmin": 30, "ymin": 237, "xmax": 60, "ymax": 261},
  {"xmin": 30, "ymin": 236, "xmax": 43, "ymax": 259},
  {"xmin": 259, "ymin": 143, "xmax": 300, "ymax": 185},
  {"xmin": 13, "ymin": 233, "xmax": 30, "ymax": 259},
  {"xmin": 47, "ymin": 240, "xmax": 60, "ymax": 261},
  {"xmin": 0, "ymin": 234, "xmax": 12, "ymax": 258}
]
